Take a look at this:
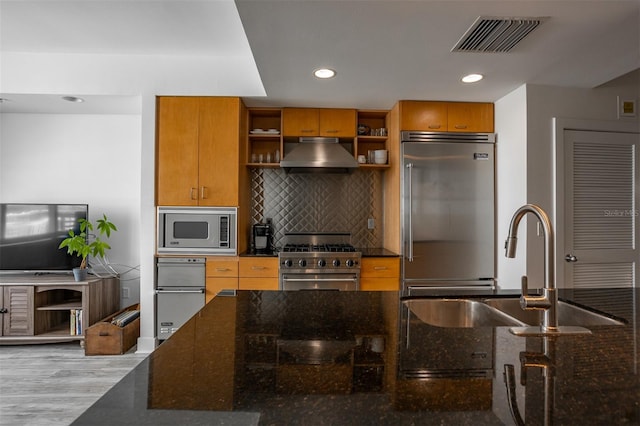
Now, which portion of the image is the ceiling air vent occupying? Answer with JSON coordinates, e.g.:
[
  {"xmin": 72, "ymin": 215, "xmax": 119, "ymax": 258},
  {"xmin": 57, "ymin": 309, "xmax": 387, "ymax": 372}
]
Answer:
[{"xmin": 452, "ymin": 16, "xmax": 547, "ymax": 53}]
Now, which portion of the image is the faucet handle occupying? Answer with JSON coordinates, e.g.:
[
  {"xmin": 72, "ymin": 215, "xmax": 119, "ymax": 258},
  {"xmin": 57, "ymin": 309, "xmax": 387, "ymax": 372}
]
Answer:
[{"xmin": 520, "ymin": 275, "xmax": 529, "ymax": 296}]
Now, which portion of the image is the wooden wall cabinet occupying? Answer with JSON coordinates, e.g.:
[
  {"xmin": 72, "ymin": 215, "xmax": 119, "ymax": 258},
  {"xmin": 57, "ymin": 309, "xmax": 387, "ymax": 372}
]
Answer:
[
  {"xmin": 205, "ymin": 257, "xmax": 239, "ymax": 303},
  {"xmin": 156, "ymin": 96, "xmax": 246, "ymax": 207},
  {"xmin": 239, "ymin": 257, "xmax": 279, "ymax": 290},
  {"xmin": 247, "ymin": 108, "xmax": 282, "ymax": 168},
  {"xmin": 0, "ymin": 276, "xmax": 120, "ymax": 344},
  {"xmin": 355, "ymin": 110, "xmax": 390, "ymax": 168},
  {"xmin": 360, "ymin": 257, "xmax": 400, "ymax": 291},
  {"xmin": 446, "ymin": 102, "xmax": 494, "ymax": 132},
  {"xmin": 399, "ymin": 101, "xmax": 448, "ymax": 132},
  {"xmin": 282, "ymin": 108, "xmax": 357, "ymax": 138},
  {"xmin": 399, "ymin": 101, "xmax": 494, "ymax": 133}
]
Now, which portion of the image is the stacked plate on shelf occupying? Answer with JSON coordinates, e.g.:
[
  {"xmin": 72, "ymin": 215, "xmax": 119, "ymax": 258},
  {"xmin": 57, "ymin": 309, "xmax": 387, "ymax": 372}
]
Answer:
[{"xmin": 250, "ymin": 129, "xmax": 280, "ymax": 134}]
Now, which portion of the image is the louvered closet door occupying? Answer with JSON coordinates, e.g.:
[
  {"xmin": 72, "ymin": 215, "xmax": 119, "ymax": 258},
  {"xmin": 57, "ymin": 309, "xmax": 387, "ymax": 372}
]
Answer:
[{"xmin": 564, "ymin": 130, "xmax": 638, "ymax": 289}]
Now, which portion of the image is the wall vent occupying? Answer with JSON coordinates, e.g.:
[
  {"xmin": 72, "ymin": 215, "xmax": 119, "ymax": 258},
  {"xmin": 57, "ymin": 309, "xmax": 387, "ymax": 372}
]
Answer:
[{"xmin": 452, "ymin": 16, "xmax": 547, "ymax": 53}]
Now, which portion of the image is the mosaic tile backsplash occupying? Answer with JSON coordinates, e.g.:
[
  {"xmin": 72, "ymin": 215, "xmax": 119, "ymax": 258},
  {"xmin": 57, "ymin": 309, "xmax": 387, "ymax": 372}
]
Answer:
[{"xmin": 250, "ymin": 168, "xmax": 384, "ymax": 249}]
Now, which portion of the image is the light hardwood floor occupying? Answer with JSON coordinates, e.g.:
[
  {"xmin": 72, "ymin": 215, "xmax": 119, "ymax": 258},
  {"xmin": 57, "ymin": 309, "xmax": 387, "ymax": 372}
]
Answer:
[{"xmin": 0, "ymin": 342, "xmax": 147, "ymax": 426}]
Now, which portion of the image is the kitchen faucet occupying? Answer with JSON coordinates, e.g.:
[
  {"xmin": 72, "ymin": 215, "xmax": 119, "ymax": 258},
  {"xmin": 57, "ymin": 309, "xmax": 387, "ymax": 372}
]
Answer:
[{"xmin": 505, "ymin": 204, "xmax": 590, "ymax": 336}]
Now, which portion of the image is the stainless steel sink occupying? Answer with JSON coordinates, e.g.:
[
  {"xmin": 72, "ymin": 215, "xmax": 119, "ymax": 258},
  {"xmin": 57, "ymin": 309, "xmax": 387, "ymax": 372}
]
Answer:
[
  {"xmin": 404, "ymin": 299, "xmax": 526, "ymax": 328},
  {"xmin": 484, "ymin": 298, "xmax": 626, "ymax": 327}
]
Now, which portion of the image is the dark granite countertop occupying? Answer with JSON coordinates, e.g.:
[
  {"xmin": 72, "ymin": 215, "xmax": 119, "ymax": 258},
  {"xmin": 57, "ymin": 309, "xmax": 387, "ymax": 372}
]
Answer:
[{"xmin": 74, "ymin": 289, "xmax": 640, "ymax": 425}]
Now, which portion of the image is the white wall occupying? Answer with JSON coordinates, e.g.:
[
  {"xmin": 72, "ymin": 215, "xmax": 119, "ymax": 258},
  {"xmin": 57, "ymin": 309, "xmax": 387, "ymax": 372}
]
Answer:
[
  {"xmin": 494, "ymin": 85, "xmax": 528, "ymax": 290},
  {"xmin": 0, "ymin": 113, "xmax": 142, "ymax": 304},
  {"xmin": 495, "ymin": 70, "xmax": 640, "ymax": 289}
]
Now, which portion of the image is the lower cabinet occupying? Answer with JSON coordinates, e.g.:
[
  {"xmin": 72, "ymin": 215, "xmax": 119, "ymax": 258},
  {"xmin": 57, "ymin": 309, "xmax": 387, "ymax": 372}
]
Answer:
[
  {"xmin": 0, "ymin": 276, "xmax": 120, "ymax": 344},
  {"xmin": 239, "ymin": 257, "xmax": 279, "ymax": 290},
  {"xmin": 360, "ymin": 257, "xmax": 400, "ymax": 291},
  {"xmin": 2, "ymin": 286, "xmax": 34, "ymax": 336},
  {"xmin": 205, "ymin": 257, "xmax": 239, "ymax": 303}
]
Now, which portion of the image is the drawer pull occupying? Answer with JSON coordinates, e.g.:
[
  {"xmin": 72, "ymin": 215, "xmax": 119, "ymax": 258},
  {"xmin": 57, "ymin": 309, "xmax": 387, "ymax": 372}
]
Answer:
[
  {"xmin": 215, "ymin": 268, "xmax": 230, "ymax": 272},
  {"xmin": 454, "ymin": 124, "xmax": 468, "ymax": 129},
  {"xmin": 325, "ymin": 129, "xmax": 339, "ymax": 133},
  {"xmin": 428, "ymin": 124, "xmax": 441, "ymax": 129},
  {"xmin": 373, "ymin": 266, "xmax": 388, "ymax": 271},
  {"xmin": 251, "ymin": 266, "xmax": 266, "ymax": 270}
]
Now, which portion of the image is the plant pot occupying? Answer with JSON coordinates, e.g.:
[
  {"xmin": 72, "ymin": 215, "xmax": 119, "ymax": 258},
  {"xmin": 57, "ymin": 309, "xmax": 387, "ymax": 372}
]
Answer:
[{"xmin": 73, "ymin": 267, "xmax": 88, "ymax": 282}]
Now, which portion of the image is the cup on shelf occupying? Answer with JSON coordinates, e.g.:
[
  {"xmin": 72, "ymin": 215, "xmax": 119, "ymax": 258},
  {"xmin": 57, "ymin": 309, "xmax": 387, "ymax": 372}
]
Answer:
[
  {"xmin": 368, "ymin": 150, "xmax": 375, "ymax": 164},
  {"xmin": 374, "ymin": 149, "xmax": 388, "ymax": 164},
  {"xmin": 251, "ymin": 153, "xmax": 258, "ymax": 163},
  {"xmin": 357, "ymin": 155, "xmax": 367, "ymax": 164},
  {"xmin": 258, "ymin": 153, "xmax": 264, "ymax": 163}
]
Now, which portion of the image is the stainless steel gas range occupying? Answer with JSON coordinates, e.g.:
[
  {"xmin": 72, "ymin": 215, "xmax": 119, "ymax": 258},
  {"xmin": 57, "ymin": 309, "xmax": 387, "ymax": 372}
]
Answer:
[{"xmin": 278, "ymin": 233, "xmax": 361, "ymax": 291}]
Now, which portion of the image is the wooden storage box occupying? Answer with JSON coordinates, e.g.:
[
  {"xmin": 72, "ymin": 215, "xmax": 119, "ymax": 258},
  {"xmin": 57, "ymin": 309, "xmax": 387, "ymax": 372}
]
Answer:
[{"xmin": 85, "ymin": 304, "xmax": 140, "ymax": 356}]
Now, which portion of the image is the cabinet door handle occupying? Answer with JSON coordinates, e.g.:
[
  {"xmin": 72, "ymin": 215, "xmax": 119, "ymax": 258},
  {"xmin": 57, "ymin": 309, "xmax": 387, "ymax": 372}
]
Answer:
[
  {"xmin": 200, "ymin": 186, "xmax": 207, "ymax": 199},
  {"xmin": 373, "ymin": 266, "xmax": 388, "ymax": 271},
  {"xmin": 325, "ymin": 129, "xmax": 339, "ymax": 133},
  {"xmin": 301, "ymin": 129, "xmax": 314, "ymax": 133},
  {"xmin": 251, "ymin": 266, "xmax": 266, "ymax": 270},
  {"xmin": 190, "ymin": 187, "xmax": 198, "ymax": 200},
  {"xmin": 428, "ymin": 124, "xmax": 441, "ymax": 129},
  {"xmin": 215, "ymin": 268, "xmax": 230, "ymax": 272},
  {"xmin": 454, "ymin": 124, "xmax": 468, "ymax": 129}
]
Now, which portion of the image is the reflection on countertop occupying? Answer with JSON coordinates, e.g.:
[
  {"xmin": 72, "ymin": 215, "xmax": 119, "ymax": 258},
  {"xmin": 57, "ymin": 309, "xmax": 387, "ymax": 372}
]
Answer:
[{"xmin": 73, "ymin": 288, "xmax": 639, "ymax": 426}]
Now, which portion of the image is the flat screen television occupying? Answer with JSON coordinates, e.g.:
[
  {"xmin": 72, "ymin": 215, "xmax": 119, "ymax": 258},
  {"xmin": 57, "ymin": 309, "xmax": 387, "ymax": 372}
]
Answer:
[{"xmin": 0, "ymin": 203, "xmax": 88, "ymax": 273}]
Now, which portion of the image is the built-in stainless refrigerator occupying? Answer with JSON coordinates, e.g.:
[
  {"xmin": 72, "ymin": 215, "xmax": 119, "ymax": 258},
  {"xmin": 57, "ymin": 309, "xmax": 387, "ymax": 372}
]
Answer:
[{"xmin": 401, "ymin": 131, "xmax": 496, "ymax": 295}]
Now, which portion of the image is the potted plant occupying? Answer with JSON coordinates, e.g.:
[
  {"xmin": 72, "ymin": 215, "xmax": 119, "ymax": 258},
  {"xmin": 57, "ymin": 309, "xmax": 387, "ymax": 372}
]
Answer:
[{"xmin": 58, "ymin": 214, "xmax": 117, "ymax": 281}]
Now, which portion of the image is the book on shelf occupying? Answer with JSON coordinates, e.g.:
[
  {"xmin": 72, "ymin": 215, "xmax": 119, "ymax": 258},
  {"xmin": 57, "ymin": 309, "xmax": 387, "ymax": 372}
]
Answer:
[{"xmin": 70, "ymin": 309, "xmax": 83, "ymax": 335}]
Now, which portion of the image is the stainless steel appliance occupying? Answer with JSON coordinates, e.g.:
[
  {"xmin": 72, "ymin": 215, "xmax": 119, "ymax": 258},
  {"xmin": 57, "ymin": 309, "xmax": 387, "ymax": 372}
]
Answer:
[
  {"xmin": 252, "ymin": 219, "xmax": 274, "ymax": 255},
  {"xmin": 155, "ymin": 257, "xmax": 205, "ymax": 340},
  {"xmin": 157, "ymin": 206, "xmax": 237, "ymax": 255},
  {"xmin": 278, "ymin": 233, "xmax": 361, "ymax": 290},
  {"xmin": 280, "ymin": 137, "xmax": 358, "ymax": 173},
  {"xmin": 401, "ymin": 131, "xmax": 496, "ymax": 294}
]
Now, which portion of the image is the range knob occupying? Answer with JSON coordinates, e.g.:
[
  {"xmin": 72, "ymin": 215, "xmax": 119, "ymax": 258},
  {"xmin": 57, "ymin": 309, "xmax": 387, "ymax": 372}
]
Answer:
[
  {"xmin": 283, "ymin": 259, "xmax": 293, "ymax": 268},
  {"xmin": 318, "ymin": 259, "xmax": 327, "ymax": 267},
  {"xmin": 332, "ymin": 259, "xmax": 341, "ymax": 267},
  {"xmin": 298, "ymin": 259, "xmax": 307, "ymax": 267},
  {"xmin": 346, "ymin": 259, "xmax": 355, "ymax": 267}
]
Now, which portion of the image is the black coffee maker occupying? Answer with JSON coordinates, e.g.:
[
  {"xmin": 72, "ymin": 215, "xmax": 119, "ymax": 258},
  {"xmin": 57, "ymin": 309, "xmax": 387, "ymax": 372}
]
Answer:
[{"xmin": 252, "ymin": 219, "xmax": 273, "ymax": 255}]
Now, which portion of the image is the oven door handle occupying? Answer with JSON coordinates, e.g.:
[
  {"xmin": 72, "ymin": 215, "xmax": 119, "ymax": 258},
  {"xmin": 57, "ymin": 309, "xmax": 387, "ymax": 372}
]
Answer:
[
  {"xmin": 282, "ymin": 277, "xmax": 358, "ymax": 283},
  {"xmin": 155, "ymin": 288, "xmax": 205, "ymax": 294}
]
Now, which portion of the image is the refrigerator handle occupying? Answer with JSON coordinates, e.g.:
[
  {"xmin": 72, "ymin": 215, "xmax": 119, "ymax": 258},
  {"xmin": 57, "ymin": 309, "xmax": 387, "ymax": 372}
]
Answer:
[{"xmin": 406, "ymin": 163, "xmax": 414, "ymax": 262}]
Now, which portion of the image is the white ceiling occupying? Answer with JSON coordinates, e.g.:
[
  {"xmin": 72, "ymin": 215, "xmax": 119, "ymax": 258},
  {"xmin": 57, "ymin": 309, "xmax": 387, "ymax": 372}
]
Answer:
[{"xmin": 1, "ymin": 0, "xmax": 638, "ymax": 113}]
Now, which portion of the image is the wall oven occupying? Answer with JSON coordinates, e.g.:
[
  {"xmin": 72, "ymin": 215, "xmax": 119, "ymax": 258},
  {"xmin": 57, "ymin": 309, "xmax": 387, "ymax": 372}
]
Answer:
[{"xmin": 157, "ymin": 206, "xmax": 237, "ymax": 255}]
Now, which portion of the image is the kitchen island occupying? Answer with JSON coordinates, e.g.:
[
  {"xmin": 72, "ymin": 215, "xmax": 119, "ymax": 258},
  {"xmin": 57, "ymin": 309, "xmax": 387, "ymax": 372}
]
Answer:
[{"xmin": 73, "ymin": 289, "xmax": 639, "ymax": 425}]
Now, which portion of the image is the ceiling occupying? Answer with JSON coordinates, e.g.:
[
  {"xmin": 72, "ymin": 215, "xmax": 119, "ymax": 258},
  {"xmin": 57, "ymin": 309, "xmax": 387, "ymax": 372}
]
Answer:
[{"xmin": 1, "ymin": 0, "xmax": 638, "ymax": 113}]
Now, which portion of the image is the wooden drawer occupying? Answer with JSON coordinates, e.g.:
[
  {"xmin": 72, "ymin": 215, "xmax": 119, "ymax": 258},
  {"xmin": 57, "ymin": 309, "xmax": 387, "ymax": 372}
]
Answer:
[
  {"xmin": 361, "ymin": 257, "xmax": 400, "ymax": 278},
  {"xmin": 360, "ymin": 277, "xmax": 399, "ymax": 291},
  {"xmin": 206, "ymin": 277, "xmax": 238, "ymax": 303},
  {"xmin": 239, "ymin": 257, "xmax": 279, "ymax": 277},
  {"xmin": 206, "ymin": 257, "xmax": 239, "ymax": 277},
  {"xmin": 239, "ymin": 277, "xmax": 279, "ymax": 291}
]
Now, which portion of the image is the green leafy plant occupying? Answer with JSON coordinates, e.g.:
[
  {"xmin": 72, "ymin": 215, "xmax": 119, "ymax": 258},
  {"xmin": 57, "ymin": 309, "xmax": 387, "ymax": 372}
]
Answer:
[{"xmin": 58, "ymin": 214, "xmax": 117, "ymax": 269}]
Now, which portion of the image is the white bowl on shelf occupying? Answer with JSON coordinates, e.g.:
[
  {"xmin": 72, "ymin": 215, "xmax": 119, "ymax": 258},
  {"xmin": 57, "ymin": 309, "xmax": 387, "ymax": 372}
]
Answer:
[{"xmin": 373, "ymin": 150, "xmax": 388, "ymax": 164}]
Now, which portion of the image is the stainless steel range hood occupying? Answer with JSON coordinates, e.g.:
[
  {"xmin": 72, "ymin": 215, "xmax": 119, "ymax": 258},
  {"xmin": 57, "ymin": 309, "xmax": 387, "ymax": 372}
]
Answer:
[{"xmin": 280, "ymin": 137, "xmax": 359, "ymax": 173}]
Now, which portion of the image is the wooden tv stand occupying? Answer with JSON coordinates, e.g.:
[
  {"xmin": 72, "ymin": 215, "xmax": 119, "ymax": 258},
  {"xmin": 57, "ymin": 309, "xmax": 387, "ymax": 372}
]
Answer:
[{"xmin": 0, "ymin": 274, "xmax": 120, "ymax": 345}]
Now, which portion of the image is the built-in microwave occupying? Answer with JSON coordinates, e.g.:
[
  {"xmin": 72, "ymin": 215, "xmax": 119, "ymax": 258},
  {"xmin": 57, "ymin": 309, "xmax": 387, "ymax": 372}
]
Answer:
[{"xmin": 157, "ymin": 207, "xmax": 237, "ymax": 255}]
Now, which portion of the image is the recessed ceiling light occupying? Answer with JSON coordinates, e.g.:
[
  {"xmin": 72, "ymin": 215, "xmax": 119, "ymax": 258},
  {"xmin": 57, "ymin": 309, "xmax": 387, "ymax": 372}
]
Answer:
[
  {"xmin": 313, "ymin": 68, "xmax": 336, "ymax": 79},
  {"xmin": 461, "ymin": 74, "xmax": 483, "ymax": 83},
  {"xmin": 62, "ymin": 96, "xmax": 85, "ymax": 103}
]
